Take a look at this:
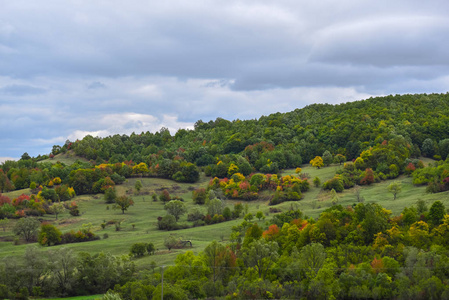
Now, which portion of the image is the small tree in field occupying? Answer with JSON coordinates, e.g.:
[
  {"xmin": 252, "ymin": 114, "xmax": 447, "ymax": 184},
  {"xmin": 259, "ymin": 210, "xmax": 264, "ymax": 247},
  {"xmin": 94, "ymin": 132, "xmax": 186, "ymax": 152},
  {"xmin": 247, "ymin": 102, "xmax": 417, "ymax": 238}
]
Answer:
[
  {"xmin": 313, "ymin": 177, "xmax": 321, "ymax": 188},
  {"xmin": 164, "ymin": 200, "xmax": 187, "ymax": 221},
  {"xmin": 256, "ymin": 211, "xmax": 265, "ymax": 221},
  {"xmin": 38, "ymin": 223, "xmax": 62, "ymax": 246},
  {"xmin": 388, "ymin": 182, "xmax": 402, "ymax": 200},
  {"xmin": 13, "ymin": 217, "xmax": 40, "ymax": 242},
  {"xmin": 310, "ymin": 156, "xmax": 324, "ymax": 169},
  {"xmin": 115, "ymin": 195, "xmax": 134, "ymax": 214},
  {"xmin": 104, "ymin": 187, "xmax": 117, "ymax": 204},
  {"xmin": 130, "ymin": 243, "xmax": 147, "ymax": 257},
  {"xmin": 50, "ymin": 203, "xmax": 65, "ymax": 220},
  {"xmin": 159, "ymin": 189, "xmax": 171, "ymax": 203},
  {"xmin": 134, "ymin": 180, "xmax": 142, "ymax": 194},
  {"xmin": 164, "ymin": 234, "xmax": 179, "ymax": 251},
  {"xmin": 192, "ymin": 188, "xmax": 207, "ymax": 205}
]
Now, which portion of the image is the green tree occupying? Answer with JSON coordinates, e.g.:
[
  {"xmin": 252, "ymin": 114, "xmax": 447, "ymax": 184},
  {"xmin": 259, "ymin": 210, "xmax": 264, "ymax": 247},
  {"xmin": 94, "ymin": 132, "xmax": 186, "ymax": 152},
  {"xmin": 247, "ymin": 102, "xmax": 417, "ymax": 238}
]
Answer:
[
  {"xmin": 242, "ymin": 239, "xmax": 279, "ymax": 279},
  {"xmin": 50, "ymin": 202, "xmax": 65, "ymax": 220},
  {"xmin": 130, "ymin": 243, "xmax": 147, "ymax": 257},
  {"xmin": 422, "ymin": 138, "xmax": 436, "ymax": 158},
  {"xmin": 115, "ymin": 195, "xmax": 134, "ymax": 214},
  {"xmin": 334, "ymin": 154, "xmax": 346, "ymax": 165},
  {"xmin": 256, "ymin": 211, "xmax": 265, "ymax": 221},
  {"xmin": 207, "ymin": 198, "xmax": 224, "ymax": 216},
  {"xmin": 104, "ymin": 187, "xmax": 117, "ymax": 204},
  {"xmin": 134, "ymin": 180, "xmax": 142, "ymax": 194},
  {"xmin": 313, "ymin": 176, "xmax": 321, "ymax": 188},
  {"xmin": 388, "ymin": 181, "xmax": 402, "ymax": 200},
  {"xmin": 13, "ymin": 217, "xmax": 40, "ymax": 242},
  {"xmin": 203, "ymin": 240, "xmax": 235, "ymax": 283},
  {"xmin": 429, "ymin": 200, "xmax": 445, "ymax": 226},
  {"xmin": 192, "ymin": 188, "xmax": 207, "ymax": 205},
  {"xmin": 164, "ymin": 234, "xmax": 179, "ymax": 251},
  {"xmin": 38, "ymin": 223, "xmax": 62, "ymax": 246},
  {"xmin": 322, "ymin": 150, "xmax": 333, "ymax": 166},
  {"xmin": 164, "ymin": 200, "xmax": 187, "ymax": 222},
  {"xmin": 299, "ymin": 242, "xmax": 326, "ymax": 280},
  {"xmin": 48, "ymin": 247, "xmax": 77, "ymax": 295}
]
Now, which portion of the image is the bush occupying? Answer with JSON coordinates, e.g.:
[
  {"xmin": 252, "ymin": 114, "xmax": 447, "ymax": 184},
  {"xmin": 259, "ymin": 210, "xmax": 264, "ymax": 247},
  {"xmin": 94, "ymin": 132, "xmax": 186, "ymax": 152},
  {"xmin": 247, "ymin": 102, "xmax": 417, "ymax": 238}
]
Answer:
[
  {"xmin": 38, "ymin": 223, "xmax": 62, "ymax": 246},
  {"xmin": 130, "ymin": 243, "xmax": 147, "ymax": 257},
  {"xmin": 158, "ymin": 215, "xmax": 177, "ymax": 230},
  {"xmin": 192, "ymin": 188, "xmax": 207, "ymax": 204},
  {"xmin": 187, "ymin": 208, "xmax": 205, "ymax": 221},
  {"xmin": 159, "ymin": 189, "xmax": 171, "ymax": 203}
]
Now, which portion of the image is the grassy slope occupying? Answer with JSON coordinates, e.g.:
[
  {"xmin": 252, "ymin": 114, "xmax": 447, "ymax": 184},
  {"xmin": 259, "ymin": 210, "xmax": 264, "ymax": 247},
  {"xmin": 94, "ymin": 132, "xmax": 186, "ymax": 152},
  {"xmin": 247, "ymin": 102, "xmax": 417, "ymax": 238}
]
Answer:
[
  {"xmin": 39, "ymin": 151, "xmax": 90, "ymax": 165},
  {"xmin": 1, "ymin": 159, "xmax": 448, "ymax": 270}
]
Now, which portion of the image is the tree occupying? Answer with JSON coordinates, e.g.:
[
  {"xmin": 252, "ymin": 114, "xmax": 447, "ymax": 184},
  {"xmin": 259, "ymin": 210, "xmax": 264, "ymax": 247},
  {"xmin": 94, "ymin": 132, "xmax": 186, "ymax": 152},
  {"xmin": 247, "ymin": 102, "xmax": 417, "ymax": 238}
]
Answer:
[
  {"xmin": 130, "ymin": 243, "xmax": 147, "ymax": 257},
  {"xmin": 164, "ymin": 200, "xmax": 187, "ymax": 221},
  {"xmin": 50, "ymin": 202, "xmax": 66, "ymax": 220},
  {"xmin": 299, "ymin": 242, "xmax": 326, "ymax": 279},
  {"xmin": 115, "ymin": 195, "xmax": 134, "ymax": 214},
  {"xmin": 334, "ymin": 154, "xmax": 346, "ymax": 165},
  {"xmin": 13, "ymin": 217, "xmax": 40, "ymax": 242},
  {"xmin": 313, "ymin": 177, "xmax": 321, "ymax": 188},
  {"xmin": 147, "ymin": 242, "xmax": 155, "ymax": 255},
  {"xmin": 104, "ymin": 187, "xmax": 117, "ymax": 204},
  {"xmin": 310, "ymin": 156, "xmax": 324, "ymax": 169},
  {"xmin": 388, "ymin": 181, "xmax": 402, "ymax": 200},
  {"xmin": 203, "ymin": 240, "xmax": 236, "ymax": 283},
  {"xmin": 21, "ymin": 152, "xmax": 31, "ymax": 160},
  {"xmin": 38, "ymin": 222, "xmax": 62, "ymax": 246},
  {"xmin": 192, "ymin": 188, "xmax": 207, "ymax": 205},
  {"xmin": 208, "ymin": 198, "xmax": 224, "ymax": 216},
  {"xmin": 48, "ymin": 247, "xmax": 77, "ymax": 295},
  {"xmin": 164, "ymin": 234, "xmax": 179, "ymax": 251},
  {"xmin": 429, "ymin": 200, "xmax": 445, "ymax": 226},
  {"xmin": 158, "ymin": 214, "xmax": 177, "ymax": 230},
  {"xmin": 422, "ymin": 138, "xmax": 436, "ymax": 158},
  {"xmin": 322, "ymin": 150, "xmax": 333, "ymax": 166},
  {"xmin": 242, "ymin": 239, "xmax": 279, "ymax": 279},
  {"xmin": 134, "ymin": 180, "xmax": 142, "ymax": 194},
  {"xmin": 159, "ymin": 189, "xmax": 171, "ymax": 203},
  {"xmin": 256, "ymin": 211, "xmax": 265, "ymax": 221}
]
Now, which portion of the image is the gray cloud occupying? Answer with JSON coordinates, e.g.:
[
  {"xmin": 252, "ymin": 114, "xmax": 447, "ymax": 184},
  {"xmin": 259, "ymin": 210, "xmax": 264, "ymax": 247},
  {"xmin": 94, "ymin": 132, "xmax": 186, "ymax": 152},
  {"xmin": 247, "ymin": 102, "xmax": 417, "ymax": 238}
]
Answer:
[
  {"xmin": 0, "ymin": 0, "xmax": 449, "ymax": 158},
  {"xmin": 0, "ymin": 84, "xmax": 46, "ymax": 95}
]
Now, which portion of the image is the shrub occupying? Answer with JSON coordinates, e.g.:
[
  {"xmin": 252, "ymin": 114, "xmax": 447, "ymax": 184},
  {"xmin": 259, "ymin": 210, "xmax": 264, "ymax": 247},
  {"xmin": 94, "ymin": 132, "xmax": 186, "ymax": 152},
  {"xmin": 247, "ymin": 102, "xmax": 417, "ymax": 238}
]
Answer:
[
  {"xmin": 130, "ymin": 243, "xmax": 147, "ymax": 257},
  {"xmin": 158, "ymin": 215, "xmax": 177, "ymax": 230},
  {"xmin": 192, "ymin": 188, "xmax": 207, "ymax": 204},
  {"xmin": 38, "ymin": 222, "xmax": 62, "ymax": 246}
]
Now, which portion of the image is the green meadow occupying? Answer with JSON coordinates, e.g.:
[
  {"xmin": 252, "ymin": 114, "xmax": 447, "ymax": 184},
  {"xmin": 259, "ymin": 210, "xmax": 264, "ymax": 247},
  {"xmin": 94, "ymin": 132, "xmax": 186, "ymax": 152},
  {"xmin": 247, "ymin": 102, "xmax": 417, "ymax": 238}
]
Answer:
[{"xmin": 2, "ymin": 159, "xmax": 448, "ymax": 270}]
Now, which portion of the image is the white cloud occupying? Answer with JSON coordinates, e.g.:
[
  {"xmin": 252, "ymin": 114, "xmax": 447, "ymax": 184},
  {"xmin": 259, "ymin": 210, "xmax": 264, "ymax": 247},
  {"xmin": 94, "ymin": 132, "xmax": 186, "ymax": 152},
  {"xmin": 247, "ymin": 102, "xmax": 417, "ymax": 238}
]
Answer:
[{"xmin": 0, "ymin": 157, "xmax": 17, "ymax": 164}]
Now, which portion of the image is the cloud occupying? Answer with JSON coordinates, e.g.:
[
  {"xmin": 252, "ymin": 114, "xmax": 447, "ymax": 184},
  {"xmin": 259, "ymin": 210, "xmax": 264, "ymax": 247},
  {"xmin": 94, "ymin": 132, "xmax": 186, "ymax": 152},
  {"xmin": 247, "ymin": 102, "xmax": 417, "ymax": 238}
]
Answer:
[
  {"xmin": 0, "ymin": 84, "xmax": 46, "ymax": 95},
  {"xmin": 0, "ymin": 157, "xmax": 17, "ymax": 164},
  {"xmin": 1, "ymin": 1, "xmax": 449, "ymax": 158},
  {"xmin": 87, "ymin": 81, "xmax": 106, "ymax": 89}
]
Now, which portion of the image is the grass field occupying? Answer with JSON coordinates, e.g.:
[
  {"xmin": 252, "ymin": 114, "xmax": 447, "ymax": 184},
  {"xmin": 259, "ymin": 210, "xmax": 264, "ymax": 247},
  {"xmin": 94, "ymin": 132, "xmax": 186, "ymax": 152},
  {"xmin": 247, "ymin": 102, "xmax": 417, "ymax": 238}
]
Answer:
[
  {"xmin": 40, "ymin": 151, "xmax": 90, "ymax": 165},
  {"xmin": 2, "ymin": 159, "xmax": 449, "ymax": 271}
]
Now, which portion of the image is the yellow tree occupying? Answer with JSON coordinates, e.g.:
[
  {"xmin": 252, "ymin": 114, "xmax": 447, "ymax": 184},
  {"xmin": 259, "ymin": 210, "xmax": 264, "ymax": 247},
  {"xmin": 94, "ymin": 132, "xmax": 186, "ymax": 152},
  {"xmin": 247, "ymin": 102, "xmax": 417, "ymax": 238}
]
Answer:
[{"xmin": 310, "ymin": 156, "xmax": 324, "ymax": 169}]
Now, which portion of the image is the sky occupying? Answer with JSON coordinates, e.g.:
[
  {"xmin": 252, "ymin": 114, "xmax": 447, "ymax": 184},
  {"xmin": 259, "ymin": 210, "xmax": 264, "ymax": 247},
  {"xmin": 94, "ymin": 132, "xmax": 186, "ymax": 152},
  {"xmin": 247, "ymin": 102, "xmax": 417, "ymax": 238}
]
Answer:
[{"xmin": 1, "ymin": 0, "xmax": 449, "ymax": 162}]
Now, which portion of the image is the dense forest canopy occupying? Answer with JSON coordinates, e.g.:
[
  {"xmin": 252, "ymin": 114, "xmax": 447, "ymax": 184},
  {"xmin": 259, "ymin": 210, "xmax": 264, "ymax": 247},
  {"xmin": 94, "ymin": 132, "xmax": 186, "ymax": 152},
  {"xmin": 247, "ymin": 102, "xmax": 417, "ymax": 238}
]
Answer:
[{"xmin": 8, "ymin": 93, "xmax": 448, "ymax": 166}]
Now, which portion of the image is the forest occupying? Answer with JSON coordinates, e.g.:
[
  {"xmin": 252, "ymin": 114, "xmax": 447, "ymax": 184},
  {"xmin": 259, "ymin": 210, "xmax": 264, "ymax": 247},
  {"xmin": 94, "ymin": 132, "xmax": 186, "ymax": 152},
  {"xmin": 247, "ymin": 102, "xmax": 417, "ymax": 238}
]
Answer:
[{"xmin": 2, "ymin": 93, "xmax": 449, "ymax": 299}]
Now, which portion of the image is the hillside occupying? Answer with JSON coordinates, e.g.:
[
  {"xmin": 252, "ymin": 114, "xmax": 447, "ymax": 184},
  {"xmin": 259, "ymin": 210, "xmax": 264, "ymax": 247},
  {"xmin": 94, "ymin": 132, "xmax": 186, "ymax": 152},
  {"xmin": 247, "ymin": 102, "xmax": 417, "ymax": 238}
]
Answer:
[{"xmin": 3, "ymin": 93, "xmax": 449, "ymax": 299}]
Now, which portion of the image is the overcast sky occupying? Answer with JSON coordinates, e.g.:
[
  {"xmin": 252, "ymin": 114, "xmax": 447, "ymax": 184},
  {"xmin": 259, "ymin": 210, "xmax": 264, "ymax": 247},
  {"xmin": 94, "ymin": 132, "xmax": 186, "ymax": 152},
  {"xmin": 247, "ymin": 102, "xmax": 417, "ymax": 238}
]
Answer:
[{"xmin": 1, "ymin": 0, "xmax": 449, "ymax": 161}]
